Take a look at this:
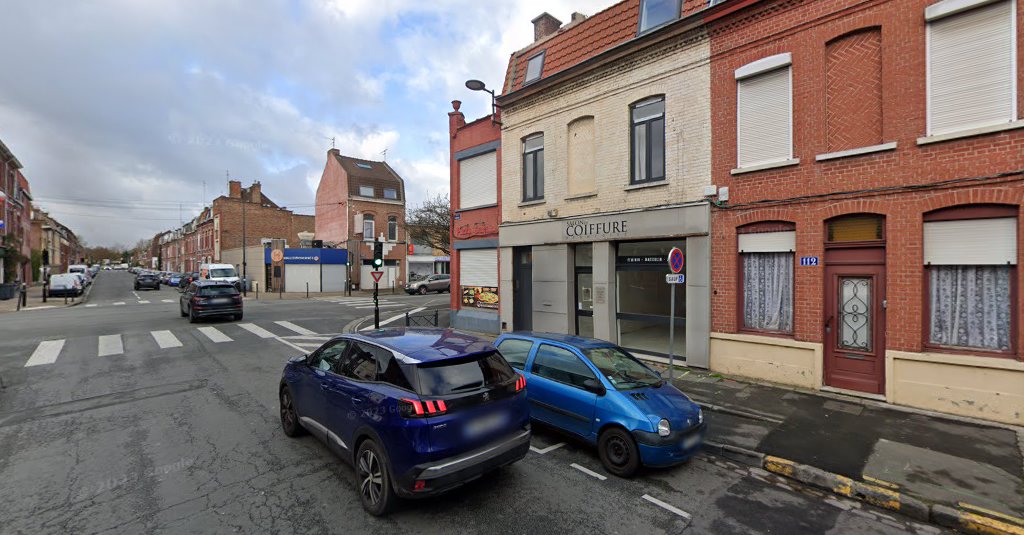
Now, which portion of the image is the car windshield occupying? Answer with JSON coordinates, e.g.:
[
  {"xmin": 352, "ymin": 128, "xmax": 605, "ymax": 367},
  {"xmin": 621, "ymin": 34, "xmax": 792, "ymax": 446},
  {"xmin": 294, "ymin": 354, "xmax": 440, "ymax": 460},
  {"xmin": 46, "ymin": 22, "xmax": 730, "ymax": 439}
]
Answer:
[
  {"xmin": 198, "ymin": 286, "xmax": 239, "ymax": 297},
  {"xmin": 584, "ymin": 346, "xmax": 663, "ymax": 390},
  {"xmin": 414, "ymin": 352, "xmax": 515, "ymax": 396},
  {"xmin": 210, "ymin": 268, "xmax": 237, "ymax": 278}
]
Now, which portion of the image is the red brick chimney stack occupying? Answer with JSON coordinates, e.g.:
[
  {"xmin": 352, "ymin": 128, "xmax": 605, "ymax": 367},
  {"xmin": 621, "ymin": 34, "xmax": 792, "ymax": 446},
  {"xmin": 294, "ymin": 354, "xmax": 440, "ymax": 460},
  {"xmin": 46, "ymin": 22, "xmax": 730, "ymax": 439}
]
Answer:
[
  {"xmin": 228, "ymin": 180, "xmax": 241, "ymax": 199},
  {"xmin": 532, "ymin": 12, "xmax": 562, "ymax": 41}
]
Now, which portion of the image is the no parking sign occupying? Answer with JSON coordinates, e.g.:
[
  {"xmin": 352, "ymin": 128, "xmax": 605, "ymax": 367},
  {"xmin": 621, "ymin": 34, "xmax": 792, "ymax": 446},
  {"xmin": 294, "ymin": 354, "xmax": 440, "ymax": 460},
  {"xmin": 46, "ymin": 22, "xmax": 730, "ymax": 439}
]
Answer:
[{"xmin": 668, "ymin": 247, "xmax": 684, "ymax": 274}]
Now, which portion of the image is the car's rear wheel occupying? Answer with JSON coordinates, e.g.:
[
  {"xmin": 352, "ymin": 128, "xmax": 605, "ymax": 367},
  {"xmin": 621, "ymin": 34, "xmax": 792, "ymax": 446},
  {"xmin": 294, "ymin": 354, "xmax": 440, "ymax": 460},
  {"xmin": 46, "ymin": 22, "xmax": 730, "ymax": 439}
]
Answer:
[
  {"xmin": 599, "ymin": 428, "xmax": 641, "ymax": 478},
  {"xmin": 419, "ymin": 286, "xmax": 427, "ymax": 295},
  {"xmin": 180, "ymin": 305, "xmax": 187, "ymax": 317},
  {"xmin": 279, "ymin": 387, "xmax": 306, "ymax": 437},
  {"xmin": 188, "ymin": 306, "xmax": 198, "ymax": 323},
  {"xmin": 233, "ymin": 313, "xmax": 243, "ymax": 321},
  {"xmin": 356, "ymin": 440, "xmax": 396, "ymax": 516}
]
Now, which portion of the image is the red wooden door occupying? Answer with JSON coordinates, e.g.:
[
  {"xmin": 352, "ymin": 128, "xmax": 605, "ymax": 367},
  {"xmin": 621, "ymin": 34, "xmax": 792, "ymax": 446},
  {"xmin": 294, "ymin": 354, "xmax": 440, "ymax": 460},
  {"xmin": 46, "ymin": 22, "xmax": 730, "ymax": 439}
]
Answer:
[{"xmin": 824, "ymin": 263, "xmax": 886, "ymax": 394}]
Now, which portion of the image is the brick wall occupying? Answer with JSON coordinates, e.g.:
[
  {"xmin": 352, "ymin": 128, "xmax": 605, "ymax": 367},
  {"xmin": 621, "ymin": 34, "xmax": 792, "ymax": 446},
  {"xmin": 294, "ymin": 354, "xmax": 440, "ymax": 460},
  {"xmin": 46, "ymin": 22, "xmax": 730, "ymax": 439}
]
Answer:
[
  {"xmin": 315, "ymin": 150, "xmax": 347, "ymax": 245},
  {"xmin": 709, "ymin": 0, "xmax": 1024, "ymax": 356},
  {"xmin": 500, "ymin": 28, "xmax": 712, "ymax": 225}
]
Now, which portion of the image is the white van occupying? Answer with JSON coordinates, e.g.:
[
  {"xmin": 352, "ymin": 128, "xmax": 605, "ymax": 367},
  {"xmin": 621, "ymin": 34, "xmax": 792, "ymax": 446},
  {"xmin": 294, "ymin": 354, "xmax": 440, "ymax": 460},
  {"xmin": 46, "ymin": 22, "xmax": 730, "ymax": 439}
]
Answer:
[
  {"xmin": 49, "ymin": 274, "xmax": 83, "ymax": 297},
  {"xmin": 200, "ymin": 263, "xmax": 241, "ymax": 289},
  {"xmin": 68, "ymin": 264, "xmax": 92, "ymax": 285}
]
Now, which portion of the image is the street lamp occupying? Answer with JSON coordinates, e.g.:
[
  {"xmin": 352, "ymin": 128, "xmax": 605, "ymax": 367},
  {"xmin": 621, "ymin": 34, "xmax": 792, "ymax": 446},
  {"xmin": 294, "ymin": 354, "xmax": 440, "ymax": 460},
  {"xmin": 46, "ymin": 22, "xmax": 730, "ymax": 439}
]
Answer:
[{"xmin": 465, "ymin": 79, "xmax": 499, "ymax": 120}]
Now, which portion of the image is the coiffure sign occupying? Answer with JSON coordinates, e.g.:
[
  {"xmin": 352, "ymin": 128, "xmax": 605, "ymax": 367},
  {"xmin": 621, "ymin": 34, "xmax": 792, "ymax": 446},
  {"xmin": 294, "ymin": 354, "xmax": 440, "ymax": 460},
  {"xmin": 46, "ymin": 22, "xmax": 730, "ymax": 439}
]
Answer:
[{"xmin": 565, "ymin": 219, "xmax": 628, "ymax": 241}]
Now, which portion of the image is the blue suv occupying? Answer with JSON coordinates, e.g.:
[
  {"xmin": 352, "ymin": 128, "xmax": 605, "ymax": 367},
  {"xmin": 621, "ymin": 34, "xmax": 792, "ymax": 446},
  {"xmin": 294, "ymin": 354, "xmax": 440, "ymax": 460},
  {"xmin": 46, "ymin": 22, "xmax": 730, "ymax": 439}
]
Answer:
[
  {"xmin": 494, "ymin": 332, "xmax": 704, "ymax": 477},
  {"xmin": 279, "ymin": 329, "xmax": 531, "ymax": 515}
]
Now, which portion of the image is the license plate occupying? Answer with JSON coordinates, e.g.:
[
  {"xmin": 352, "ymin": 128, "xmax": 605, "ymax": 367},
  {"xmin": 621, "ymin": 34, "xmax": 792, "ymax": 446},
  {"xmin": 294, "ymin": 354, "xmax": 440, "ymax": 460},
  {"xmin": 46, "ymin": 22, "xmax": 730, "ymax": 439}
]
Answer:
[
  {"xmin": 210, "ymin": 298, "xmax": 231, "ymax": 305},
  {"xmin": 682, "ymin": 434, "xmax": 702, "ymax": 449},
  {"xmin": 464, "ymin": 411, "xmax": 508, "ymax": 439}
]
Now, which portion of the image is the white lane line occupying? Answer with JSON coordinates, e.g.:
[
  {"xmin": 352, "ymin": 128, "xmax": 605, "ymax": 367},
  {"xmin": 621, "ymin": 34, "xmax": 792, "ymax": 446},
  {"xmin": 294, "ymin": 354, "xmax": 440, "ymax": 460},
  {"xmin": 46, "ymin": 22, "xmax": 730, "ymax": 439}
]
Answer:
[
  {"xmin": 98, "ymin": 335, "xmax": 124, "ymax": 357},
  {"xmin": 161, "ymin": 299, "xmax": 174, "ymax": 303},
  {"xmin": 570, "ymin": 463, "xmax": 607, "ymax": 481},
  {"xmin": 151, "ymin": 330, "xmax": 183, "ymax": 349},
  {"xmin": 237, "ymin": 323, "xmax": 276, "ymax": 339},
  {"xmin": 25, "ymin": 340, "xmax": 65, "ymax": 367},
  {"xmin": 284, "ymin": 335, "xmax": 336, "ymax": 341},
  {"xmin": 274, "ymin": 321, "xmax": 316, "ymax": 336},
  {"xmin": 642, "ymin": 495, "xmax": 692, "ymax": 521},
  {"xmin": 353, "ymin": 303, "xmax": 404, "ymax": 309},
  {"xmin": 113, "ymin": 302, "xmax": 126, "ymax": 306},
  {"xmin": 138, "ymin": 300, "xmax": 150, "ymax": 304},
  {"xmin": 132, "ymin": 291, "xmax": 140, "ymax": 299},
  {"xmin": 85, "ymin": 304, "xmax": 98, "ymax": 308},
  {"xmin": 529, "ymin": 442, "xmax": 565, "ymax": 454},
  {"xmin": 197, "ymin": 326, "xmax": 233, "ymax": 343},
  {"xmin": 360, "ymin": 307, "xmax": 427, "ymax": 331},
  {"xmin": 274, "ymin": 336, "xmax": 310, "ymax": 354}
]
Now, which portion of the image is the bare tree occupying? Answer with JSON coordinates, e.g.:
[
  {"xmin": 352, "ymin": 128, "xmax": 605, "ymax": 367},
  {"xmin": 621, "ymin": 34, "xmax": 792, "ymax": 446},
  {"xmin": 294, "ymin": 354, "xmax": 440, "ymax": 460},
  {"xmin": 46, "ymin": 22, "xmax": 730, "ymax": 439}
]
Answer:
[{"xmin": 404, "ymin": 194, "xmax": 450, "ymax": 255}]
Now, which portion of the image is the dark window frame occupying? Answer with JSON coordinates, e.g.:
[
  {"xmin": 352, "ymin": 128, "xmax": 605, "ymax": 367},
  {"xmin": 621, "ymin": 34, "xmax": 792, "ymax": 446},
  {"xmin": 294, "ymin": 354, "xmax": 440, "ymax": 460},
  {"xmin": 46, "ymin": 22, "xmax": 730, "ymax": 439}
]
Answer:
[
  {"xmin": 637, "ymin": 0, "xmax": 682, "ymax": 35},
  {"xmin": 921, "ymin": 204, "xmax": 1019, "ymax": 359},
  {"xmin": 387, "ymin": 216, "xmax": 398, "ymax": 241},
  {"xmin": 383, "ymin": 188, "xmax": 398, "ymax": 200},
  {"xmin": 629, "ymin": 96, "xmax": 666, "ymax": 185},
  {"xmin": 522, "ymin": 134, "xmax": 545, "ymax": 202}
]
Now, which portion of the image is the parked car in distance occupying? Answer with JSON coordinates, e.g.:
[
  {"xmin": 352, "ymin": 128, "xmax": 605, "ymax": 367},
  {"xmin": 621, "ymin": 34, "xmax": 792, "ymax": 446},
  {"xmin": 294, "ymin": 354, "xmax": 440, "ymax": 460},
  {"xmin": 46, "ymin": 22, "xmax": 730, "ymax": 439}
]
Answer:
[
  {"xmin": 405, "ymin": 274, "xmax": 450, "ymax": 295},
  {"xmin": 178, "ymin": 272, "xmax": 200, "ymax": 288},
  {"xmin": 48, "ymin": 274, "xmax": 83, "ymax": 297},
  {"xmin": 278, "ymin": 328, "xmax": 531, "ymax": 515},
  {"xmin": 179, "ymin": 280, "xmax": 242, "ymax": 322},
  {"xmin": 135, "ymin": 272, "xmax": 161, "ymax": 291},
  {"xmin": 493, "ymin": 332, "xmax": 705, "ymax": 478},
  {"xmin": 168, "ymin": 273, "xmax": 183, "ymax": 287},
  {"xmin": 68, "ymin": 264, "xmax": 92, "ymax": 286}
]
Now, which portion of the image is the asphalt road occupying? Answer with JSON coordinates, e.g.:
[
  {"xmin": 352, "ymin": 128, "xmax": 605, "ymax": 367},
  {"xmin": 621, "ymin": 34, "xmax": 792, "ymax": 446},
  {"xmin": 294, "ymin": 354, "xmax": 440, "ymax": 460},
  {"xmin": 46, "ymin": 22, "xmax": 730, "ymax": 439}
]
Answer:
[{"xmin": 0, "ymin": 271, "xmax": 947, "ymax": 534}]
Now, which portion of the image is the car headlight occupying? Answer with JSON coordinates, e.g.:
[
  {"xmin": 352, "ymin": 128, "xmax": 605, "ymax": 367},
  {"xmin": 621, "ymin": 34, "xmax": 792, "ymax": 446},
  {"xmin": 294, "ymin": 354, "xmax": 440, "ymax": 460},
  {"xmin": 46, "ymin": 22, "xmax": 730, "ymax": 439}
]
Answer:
[
  {"xmin": 658, "ymin": 418, "xmax": 671, "ymax": 437},
  {"xmin": 698, "ymin": 408, "xmax": 704, "ymax": 425}
]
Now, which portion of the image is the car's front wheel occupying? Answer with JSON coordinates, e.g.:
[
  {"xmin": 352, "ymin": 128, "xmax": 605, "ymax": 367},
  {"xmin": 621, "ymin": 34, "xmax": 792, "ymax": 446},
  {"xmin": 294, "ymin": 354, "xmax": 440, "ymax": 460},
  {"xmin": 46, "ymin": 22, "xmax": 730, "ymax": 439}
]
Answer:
[
  {"xmin": 279, "ymin": 387, "xmax": 306, "ymax": 437},
  {"xmin": 356, "ymin": 440, "xmax": 396, "ymax": 516},
  {"xmin": 418, "ymin": 286, "xmax": 427, "ymax": 295},
  {"xmin": 598, "ymin": 427, "xmax": 641, "ymax": 478}
]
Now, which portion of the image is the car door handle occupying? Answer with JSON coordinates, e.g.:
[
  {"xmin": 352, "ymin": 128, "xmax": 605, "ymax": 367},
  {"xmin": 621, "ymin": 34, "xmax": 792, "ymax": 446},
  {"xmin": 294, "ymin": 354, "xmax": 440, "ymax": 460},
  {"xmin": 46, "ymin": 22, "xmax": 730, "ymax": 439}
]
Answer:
[{"xmin": 351, "ymin": 397, "xmax": 363, "ymax": 405}]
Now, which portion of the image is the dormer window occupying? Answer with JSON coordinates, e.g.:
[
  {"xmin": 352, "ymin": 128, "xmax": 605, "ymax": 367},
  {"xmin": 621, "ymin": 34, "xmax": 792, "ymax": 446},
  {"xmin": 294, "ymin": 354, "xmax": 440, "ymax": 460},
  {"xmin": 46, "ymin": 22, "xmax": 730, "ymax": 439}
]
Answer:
[
  {"xmin": 356, "ymin": 163, "xmax": 373, "ymax": 169},
  {"xmin": 524, "ymin": 51, "xmax": 545, "ymax": 86},
  {"xmin": 359, "ymin": 186, "xmax": 374, "ymax": 197},
  {"xmin": 638, "ymin": 0, "xmax": 680, "ymax": 34}
]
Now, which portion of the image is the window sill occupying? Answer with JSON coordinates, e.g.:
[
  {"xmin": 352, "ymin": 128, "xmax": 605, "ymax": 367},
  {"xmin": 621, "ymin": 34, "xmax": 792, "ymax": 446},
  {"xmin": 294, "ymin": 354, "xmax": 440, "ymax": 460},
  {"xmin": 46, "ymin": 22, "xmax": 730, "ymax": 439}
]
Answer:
[
  {"xmin": 917, "ymin": 120, "xmax": 1024, "ymax": 146},
  {"xmin": 815, "ymin": 142, "xmax": 897, "ymax": 162},
  {"xmin": 731, "ymin": 159, "xmax": 800, "ymax": 175},
  {"xmin": 737, "ymin": 328, "xmax": 795, "ymax": 340},
  {"xmin": 518, "ymin": 199, "xmax": 545, "ymax": 207},
  {"xmin": 565, "ymin": 192, "xmax": 597, "ymax": 201},
  {"xmin": 624, "ymin": 180, "xmax": 667, "ymax": 192},
  {"xmin": 455, "ymin": 203, "xmax": 498, "ymax": 213},
  {"xmin": 920, "ymin": 344, "xmax": 1019, "ymax": 362}
]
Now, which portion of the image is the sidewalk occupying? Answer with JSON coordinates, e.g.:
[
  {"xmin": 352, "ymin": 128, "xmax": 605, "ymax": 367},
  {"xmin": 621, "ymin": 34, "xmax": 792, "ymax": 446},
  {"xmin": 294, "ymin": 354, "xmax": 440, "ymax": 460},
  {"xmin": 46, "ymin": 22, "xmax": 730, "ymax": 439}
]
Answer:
[
  {"xmin": 0, "ymin": 284, "xmax": 85, "ymax": 313},
  {"xmin": 247, "ymin": 289, "xmax": 409, "ymax": 300},
  {"xmin": 664, "ymin": 365, "xmax": 1024, "ymax": 519}
]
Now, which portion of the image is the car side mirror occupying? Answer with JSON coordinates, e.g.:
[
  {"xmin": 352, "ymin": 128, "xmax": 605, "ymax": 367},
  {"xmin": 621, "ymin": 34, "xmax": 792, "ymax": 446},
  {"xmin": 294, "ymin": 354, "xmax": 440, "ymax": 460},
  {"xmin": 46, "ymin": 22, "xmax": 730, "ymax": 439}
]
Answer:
[{"xmin": 582, "ymin": 378, "xmax": 606, "ymax": 396}]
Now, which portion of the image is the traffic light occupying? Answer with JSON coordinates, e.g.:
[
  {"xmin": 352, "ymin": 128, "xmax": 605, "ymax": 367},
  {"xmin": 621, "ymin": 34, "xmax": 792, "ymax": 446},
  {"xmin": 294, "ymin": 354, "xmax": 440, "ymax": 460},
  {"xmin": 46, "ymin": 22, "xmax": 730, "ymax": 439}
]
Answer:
[{"xmin": 372, "ymin": 241, "xmax": 383, "ymax": 269}]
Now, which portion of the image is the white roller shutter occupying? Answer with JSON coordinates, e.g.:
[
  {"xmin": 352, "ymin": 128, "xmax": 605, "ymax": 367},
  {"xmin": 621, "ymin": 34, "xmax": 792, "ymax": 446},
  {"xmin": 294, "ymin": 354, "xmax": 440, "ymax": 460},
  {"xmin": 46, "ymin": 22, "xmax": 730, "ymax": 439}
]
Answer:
[
  {"xmin": 927, "ymin": 0, "xmax": 1015, "ymax": 135},
  {"xmin": 459, "ymin": 249, "xmax": 497, "ymax": 286},
  {"xmin": 737, "ymin": 66, "xmax": 792, "ymax": 167},
  {"xmin": 459, "ymin": 151, "xmax": 497, "ymax": 209},
  {"xmin": 738, "ymin": 231, "xmax": 796, "ymax": 253},
  {"xmin": 924, "ymin": 218, "xmax": 1017, "ymax": 265}
]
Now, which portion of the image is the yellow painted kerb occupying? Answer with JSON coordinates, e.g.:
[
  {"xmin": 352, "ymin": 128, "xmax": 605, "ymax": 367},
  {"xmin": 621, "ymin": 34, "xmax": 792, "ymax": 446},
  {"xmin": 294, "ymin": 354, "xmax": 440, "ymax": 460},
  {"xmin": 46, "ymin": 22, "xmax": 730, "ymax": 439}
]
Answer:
[
  {"xmin": 960, "ymin": 511, "xmax": 1024, "ymax": 535},
  {"xmin": 763, "ymin": 456, "xmax": 795, "ymax": 477}
]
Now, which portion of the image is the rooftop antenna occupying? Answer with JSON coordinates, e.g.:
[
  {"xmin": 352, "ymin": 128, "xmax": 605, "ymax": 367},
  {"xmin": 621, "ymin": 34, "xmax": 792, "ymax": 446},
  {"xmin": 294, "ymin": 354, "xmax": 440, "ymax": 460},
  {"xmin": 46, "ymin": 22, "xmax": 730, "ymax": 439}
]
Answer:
[
  {"xmin": 381, "ymin": 148, "xmax": 388, "ymax": 162},
  {"xmin": 326, "ymin": 136, "xmax": 336, "ymax": 149}
]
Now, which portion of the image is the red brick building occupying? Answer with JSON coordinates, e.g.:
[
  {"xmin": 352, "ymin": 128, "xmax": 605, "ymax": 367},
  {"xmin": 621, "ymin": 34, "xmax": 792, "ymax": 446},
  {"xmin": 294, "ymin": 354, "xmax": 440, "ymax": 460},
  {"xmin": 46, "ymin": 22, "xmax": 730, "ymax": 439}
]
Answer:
[
  {"xmin": 449, "ymin": 101, "xmax": 502, "ymax": 333},
  {"xmin": 707, "ymin": 0, "xmax": 1023, "ymax": 424},
  {"xmin": 1, "ymin": 138, "xmax": 37, "ymax": 283},
  {"xmin": 315, "ymin": 150, "xmax": 407, "ymax": 289}
]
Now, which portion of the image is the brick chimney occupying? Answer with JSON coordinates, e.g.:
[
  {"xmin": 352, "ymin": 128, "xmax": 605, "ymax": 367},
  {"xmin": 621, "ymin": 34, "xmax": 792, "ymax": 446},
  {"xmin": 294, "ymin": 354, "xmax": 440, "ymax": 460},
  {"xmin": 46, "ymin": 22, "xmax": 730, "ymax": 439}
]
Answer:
[
  {"xmin": 570, "ymin": 12, "xmax": 587, "ymax": 24},
  {"xmin": 249, "ymin": 181, "xmax": 262, "ymax": 204},
  {"xmin": 228, "ymin": 180, "xmax": 241, "ymax": 198},
  {"xmin": 532, "ymin": 12, "xmax": 562, "ymax": 41},
  {"xmin": 449, "ymin": 100, "xmax": 466, "ymax": 138}
]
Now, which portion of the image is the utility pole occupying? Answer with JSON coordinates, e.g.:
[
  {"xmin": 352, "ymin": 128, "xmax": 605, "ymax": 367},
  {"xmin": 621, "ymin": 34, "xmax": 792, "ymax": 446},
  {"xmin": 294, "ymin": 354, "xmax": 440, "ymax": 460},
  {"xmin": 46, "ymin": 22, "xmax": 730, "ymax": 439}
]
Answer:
[{"xmin": 241, "ymin": 194, "xmax": 247, "ymax": 297}]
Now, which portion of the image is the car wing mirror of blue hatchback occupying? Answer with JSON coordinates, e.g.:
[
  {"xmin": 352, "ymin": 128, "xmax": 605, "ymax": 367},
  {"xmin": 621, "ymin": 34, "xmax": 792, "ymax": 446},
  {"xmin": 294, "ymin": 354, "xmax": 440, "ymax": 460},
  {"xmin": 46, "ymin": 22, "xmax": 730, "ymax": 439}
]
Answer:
[{"xmin": 582, "ymin": 379, "xmax": 606, "ymax": 396}]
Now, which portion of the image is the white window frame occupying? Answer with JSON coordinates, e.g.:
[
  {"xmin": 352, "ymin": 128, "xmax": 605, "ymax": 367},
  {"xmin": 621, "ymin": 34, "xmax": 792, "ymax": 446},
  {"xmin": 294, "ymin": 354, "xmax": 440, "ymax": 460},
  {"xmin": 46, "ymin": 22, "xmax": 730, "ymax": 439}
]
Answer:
[
  {"xmin": 524, "ymin": 51, "xmax": 545, "ymax": 86},
  {"xmin": 735, "ymin": 53, "xmax": 794, "ymax": 169},
  {"xmin": 362, "ymin": 215, "xmax": 374, "ymax": 239},
  {"xmin": 925, "ymin": 0, "xmax": 1018, "ymax": 136}
]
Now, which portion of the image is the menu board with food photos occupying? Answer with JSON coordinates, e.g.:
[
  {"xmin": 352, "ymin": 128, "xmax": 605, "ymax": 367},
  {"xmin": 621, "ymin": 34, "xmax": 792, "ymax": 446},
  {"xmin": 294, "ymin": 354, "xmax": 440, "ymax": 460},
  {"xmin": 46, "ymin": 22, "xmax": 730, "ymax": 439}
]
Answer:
[{"xmin": 462, "ymin": 286, "xmax": 499, "ymax": 309}]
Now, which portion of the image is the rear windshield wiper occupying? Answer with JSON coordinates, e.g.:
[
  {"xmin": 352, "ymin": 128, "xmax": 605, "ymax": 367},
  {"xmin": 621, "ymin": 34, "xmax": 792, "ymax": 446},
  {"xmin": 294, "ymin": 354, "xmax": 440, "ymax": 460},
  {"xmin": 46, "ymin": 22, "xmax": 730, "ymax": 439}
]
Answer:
[{"xmin": 449, "ymin": 381, "xmax": 484, "ymax": 392}]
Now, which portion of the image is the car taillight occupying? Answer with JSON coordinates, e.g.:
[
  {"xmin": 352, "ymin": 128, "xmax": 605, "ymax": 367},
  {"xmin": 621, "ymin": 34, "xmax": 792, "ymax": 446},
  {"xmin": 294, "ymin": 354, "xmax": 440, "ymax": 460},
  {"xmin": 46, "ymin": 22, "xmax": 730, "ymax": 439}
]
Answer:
[
  {"xmin": 515, "ymin": 374, "xmax": 526, "ymax": 392},
  {"xmin": 400, "ymin": 398, "xmax": 448, "ymax": 418}
]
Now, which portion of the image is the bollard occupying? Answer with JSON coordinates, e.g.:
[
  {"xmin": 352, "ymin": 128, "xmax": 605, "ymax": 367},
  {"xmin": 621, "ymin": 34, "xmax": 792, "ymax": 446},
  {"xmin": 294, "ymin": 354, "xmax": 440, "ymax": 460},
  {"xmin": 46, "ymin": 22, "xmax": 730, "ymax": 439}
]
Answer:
[
  {"xmin": 306, "ymin": 282, "xmax": 309, "ymax": 299},
  {"xmin": 21, "ymin": 283, "xmax": 27, "ymax": 309}
]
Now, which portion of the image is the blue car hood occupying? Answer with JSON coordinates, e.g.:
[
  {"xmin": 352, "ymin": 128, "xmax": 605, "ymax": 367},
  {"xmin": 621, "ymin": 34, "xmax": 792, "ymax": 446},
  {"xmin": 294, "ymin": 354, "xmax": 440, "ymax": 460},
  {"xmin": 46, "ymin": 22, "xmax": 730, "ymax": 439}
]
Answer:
[{"xmin": 622, "ymin": 384, "xmax": 701, "ymax": 428}]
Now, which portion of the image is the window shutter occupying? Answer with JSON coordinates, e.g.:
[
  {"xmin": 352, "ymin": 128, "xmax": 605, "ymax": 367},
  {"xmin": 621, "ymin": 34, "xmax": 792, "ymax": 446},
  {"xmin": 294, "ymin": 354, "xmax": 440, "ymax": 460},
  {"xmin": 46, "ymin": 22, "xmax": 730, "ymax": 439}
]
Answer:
[
  {"xmin": 459, "ymin": 152, "xmax": 497, "ymax": 209},
  {"xmin": 738, "ymin": 231, "xmax": 796, "ymax": 253},
  {"xmin": 928, "ymin": 0, "xmax": 1015, "ymax": 135},
  {"xmin": 924, "ymin": 218, "xmax": 1017, "ymax": 265},
  {"xmin": 459, "ymin": 249, "xmax": 498, "ymax": 286},
  {"xmin": 737, "ymin": 67, "xmax": 791, "ymax": 167}
]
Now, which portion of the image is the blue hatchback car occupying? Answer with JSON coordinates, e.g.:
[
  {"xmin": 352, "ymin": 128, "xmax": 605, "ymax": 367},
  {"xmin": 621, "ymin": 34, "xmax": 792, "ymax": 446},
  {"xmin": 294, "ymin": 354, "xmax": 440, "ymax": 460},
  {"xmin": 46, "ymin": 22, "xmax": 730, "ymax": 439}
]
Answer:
[
  {"xmin": 493, "ymin": 332, "xmax": 704, "ymax": 477},
  {"xmin": 279, "ymin": 328, "xmax": 531, "ymax": 515}
]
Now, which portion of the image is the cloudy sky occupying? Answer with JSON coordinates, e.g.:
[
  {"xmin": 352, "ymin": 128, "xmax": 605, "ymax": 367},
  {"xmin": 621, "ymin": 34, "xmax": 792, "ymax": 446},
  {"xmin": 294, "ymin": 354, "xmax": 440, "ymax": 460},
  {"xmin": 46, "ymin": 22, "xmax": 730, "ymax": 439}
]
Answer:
[{"xmin": 0, "ymin": 0, "xmax": 608, "ymax": 247}]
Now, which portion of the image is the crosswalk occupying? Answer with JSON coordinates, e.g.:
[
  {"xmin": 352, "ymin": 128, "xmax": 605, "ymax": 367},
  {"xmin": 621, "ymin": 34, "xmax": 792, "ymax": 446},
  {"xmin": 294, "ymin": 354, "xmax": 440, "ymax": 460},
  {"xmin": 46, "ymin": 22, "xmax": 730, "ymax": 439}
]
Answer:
[
  {"xmin": 17, "ymin": 320, "xmax": 337, "ymax": 368},
  {"xmin": 315, "ymin": 296, "xmax": 406, "ymax": 309}
]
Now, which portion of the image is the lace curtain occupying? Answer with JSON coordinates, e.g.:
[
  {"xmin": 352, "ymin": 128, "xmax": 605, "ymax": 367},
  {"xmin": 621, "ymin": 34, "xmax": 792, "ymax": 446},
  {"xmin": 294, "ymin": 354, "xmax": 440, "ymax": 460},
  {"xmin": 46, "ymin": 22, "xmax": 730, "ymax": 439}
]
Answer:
[
  {"xmin": 929, "ymin": 265, "xmax": 1011, "ymax": 351},
  {"xmin": 743, "ymin": 252, "xmax": 793, "ymax": 332}
]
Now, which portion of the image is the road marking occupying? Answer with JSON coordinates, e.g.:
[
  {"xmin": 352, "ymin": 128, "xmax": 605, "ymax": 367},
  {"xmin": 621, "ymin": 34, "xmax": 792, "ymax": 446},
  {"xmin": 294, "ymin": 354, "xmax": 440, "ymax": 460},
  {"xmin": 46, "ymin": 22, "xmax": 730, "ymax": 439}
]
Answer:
[
  {"xmin": 197, "ymin": 326, "xmax": 232, "ymax": 343},
  {"xmin": 275, "ymin": 321, "xmax": 315, "ymax": 336},
  {"xmin": 529, "ymin": 442, "xmax": 565, "ymax": 454},
  {"xmin": 161, "ymin": 299, "xmax": 174, "ymax": 303},
  {"xmin": 132, "ymin": 291, "xmax": 140, "ymax": 299},
  {"xmin": 642, "ymin": 495, "xmax": 692, "ymax": 521},
  {"xmin": 353, "ymin": 303, "xmax": 404, "ymax": 309},
  {"xmin": 274, "ymin": 336, "xmax": 310, "ymax": 354},
  {"xmin": 98, "ymin": 335, "xmax": 124, "ymax": 356},
  {"xmin": 360, "ymin": 307, "xmax": 427, "ymax": 331},
  {"xmin": 151, "ymin": 330, "xmax": 183, "ymax": 349},
  {"xmin": 85, "ymin": 304, "xmax": 98, "ymax": 308},
  {"xmin": 294, "ymin": 342, "xmax": 324, "ymax": 350},
  {"xmin": 237, "ymin": 323, "xmax": 276, "ymax": 339},
  {"xmin": 25, "ymin": 340, "xmax": 65, "ymax": 367},
  {"xmin": 570, "ymin": 463, "xmax": 607, "ymax": 481},
  {"xmin": 138, "ymin": 300, "xmax": 150, "ymax": 304},
  {"xmin": 113, "ymin": 302, "xmax": 126, "ymax": 306}
]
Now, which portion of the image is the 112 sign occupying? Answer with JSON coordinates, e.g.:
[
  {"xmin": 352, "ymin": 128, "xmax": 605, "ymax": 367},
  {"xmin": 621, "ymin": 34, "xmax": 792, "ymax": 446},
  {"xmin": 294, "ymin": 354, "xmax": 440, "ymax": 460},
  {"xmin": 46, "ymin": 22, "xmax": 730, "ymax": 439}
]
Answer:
[{"xmin": 800, "ymin": 256, "xmax": 819, "ymax": 267}]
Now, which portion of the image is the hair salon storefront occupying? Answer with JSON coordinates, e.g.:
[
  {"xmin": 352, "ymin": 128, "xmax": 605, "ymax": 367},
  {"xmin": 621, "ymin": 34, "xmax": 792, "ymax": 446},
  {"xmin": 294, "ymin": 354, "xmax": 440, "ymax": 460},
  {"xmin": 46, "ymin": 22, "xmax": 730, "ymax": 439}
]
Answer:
[{"xmin": 498, "ymin": 203, "xmax": 710, "ymax": 368}]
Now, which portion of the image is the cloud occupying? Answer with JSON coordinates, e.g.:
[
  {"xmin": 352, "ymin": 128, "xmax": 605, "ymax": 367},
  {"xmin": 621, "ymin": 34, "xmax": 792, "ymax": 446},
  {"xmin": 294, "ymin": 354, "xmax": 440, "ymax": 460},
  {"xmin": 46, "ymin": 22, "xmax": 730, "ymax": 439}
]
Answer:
[{"xmin": 0, "ymin": 0, "xmax": 611, "ymax": 246}]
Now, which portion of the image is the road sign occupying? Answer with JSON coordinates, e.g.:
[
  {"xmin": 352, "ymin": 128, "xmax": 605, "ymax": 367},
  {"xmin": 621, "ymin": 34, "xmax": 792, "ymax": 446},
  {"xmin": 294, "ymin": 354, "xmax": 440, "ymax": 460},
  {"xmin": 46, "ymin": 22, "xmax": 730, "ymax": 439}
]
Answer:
[
  {"xmin": 271, "ymin": 249, "xmax": 284, "ymax": 262},
  {"xmin": 371, "ymin": 271, "xmax": 384, "ymax": 283},
  {"xmin": 665, "ymin": 274, "xmax": 685, "ymax": 284},
  {"xmin": 668, "ymin": 247, "xmax": 685, "ymax": 274}
]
